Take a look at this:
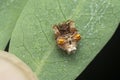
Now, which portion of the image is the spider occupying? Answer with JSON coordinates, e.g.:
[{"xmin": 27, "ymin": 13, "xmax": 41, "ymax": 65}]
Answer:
[{"xmin": 53, "ymin": 20, "xmax": 81, "ymax": 54}]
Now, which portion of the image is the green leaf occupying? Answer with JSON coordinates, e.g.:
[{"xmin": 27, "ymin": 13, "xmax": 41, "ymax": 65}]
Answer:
[
  {"xmin": 9, "ymin": 0, "xmax": 120, "ymax": 80},
  {"xmin": 0, "ymin": 0, "xmax": 28, "ymax": 50}
]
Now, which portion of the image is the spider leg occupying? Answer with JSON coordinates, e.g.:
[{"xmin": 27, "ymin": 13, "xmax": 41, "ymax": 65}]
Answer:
[
  {"xmin": 68, "ymin": 20, "xmax": 77, "ymax": 33},
  {"xmin": 53, "ymin": 25, "xmax": 61, "ymax": 39}
]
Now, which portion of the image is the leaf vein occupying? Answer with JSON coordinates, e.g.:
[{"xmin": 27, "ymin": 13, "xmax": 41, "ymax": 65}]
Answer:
[{"xmin": 57, "ymin": 0, "xmax": 67, "ymax": 20}]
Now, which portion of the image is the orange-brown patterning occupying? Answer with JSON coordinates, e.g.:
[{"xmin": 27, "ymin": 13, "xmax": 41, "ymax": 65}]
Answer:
[{"xmin": 53, "ymin": 20, "xmax": 81, "ymax": 54}]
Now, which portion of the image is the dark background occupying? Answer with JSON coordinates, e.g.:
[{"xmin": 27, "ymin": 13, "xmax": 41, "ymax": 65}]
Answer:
[
  {"xmin": 76, "ymin": 23, "xmax": 120, "ymax": 80},
  {"xmin": 5, "ymin": 24, "xmax": 120, "ymax": 80}
]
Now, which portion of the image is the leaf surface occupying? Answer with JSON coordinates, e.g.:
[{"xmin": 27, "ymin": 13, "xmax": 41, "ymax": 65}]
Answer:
[
  {"xmin": 0, "ymin": 0, "xmax": 27, "ymax": 50},
  {"xmin": 9, "ymin": 0, "xmax": 120, "ymax": 80}
]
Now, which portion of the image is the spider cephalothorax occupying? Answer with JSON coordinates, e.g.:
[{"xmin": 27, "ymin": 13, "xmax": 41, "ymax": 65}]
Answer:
[{"xmin": 53, "ymin": 20, "xmax": 81, "ymax": 54}]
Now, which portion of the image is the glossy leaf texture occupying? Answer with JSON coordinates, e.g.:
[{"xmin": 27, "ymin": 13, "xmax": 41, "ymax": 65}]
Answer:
[
  {"xmin": 0, "ymin": 0, "xmax": 28, "ymax": 50},
  {"xmin": 9, "ymin": 0, "xmax": 120, "ymax": 80}
]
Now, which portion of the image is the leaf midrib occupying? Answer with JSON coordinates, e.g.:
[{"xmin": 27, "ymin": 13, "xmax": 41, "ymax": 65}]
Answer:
[{"xmin": 34, "ymin": 0, "xmax": 83, "ymax": 75}]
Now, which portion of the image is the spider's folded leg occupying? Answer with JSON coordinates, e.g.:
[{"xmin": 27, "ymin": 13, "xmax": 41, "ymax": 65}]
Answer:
[
  {"xmin": 68, "ymin": 20, "xmax": 77, "ymax": 33},
  {"xmin": 53, "ymin": 25, "xmax": 61, "ymax": 39}
]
